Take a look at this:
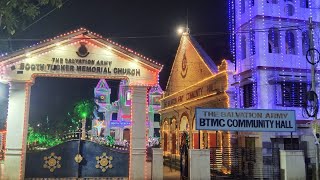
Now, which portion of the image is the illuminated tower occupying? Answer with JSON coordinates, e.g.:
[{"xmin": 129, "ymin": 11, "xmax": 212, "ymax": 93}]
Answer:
[{"xmin": 93, "ymin": 79, "xmax": 111, "ymax": 136}]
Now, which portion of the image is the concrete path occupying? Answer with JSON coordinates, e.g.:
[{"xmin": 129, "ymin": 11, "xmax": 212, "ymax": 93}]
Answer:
[{"xmin": 163, "ymin": 165, "xmax": 180, "ymax": 180}]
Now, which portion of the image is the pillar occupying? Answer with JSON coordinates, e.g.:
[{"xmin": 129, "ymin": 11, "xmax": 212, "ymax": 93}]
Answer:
[
  {"xmin": 148, "ymin": 111, "xmax": 154, "ymax": 138},
  {"xmin": 280, "ymin": 150, "xmax": 306, "ymax": 180},
  {"xmin": 130, "ymin": 86, "xmax": 147, "ymax": 180},
  {"xmin": 152, "ymin": 148, "xmax": 163, "ymax": 180},
  {"xmin": 119, "ymin": 128, "xmax": 124, "ymax": 141},
  {"xmin": 4, "ymin": 82, "xmax": 31, "ymax": 180},
  {"xmin": 189, "ymin": 149, "xmax": 210, "ymax": 180},
  {"xmin": 104, "ymin": 107, "xmax": 112, "ymax": 137}
]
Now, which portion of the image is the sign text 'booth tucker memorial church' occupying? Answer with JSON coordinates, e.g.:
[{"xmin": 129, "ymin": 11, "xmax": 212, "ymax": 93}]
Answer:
[
  {"xmin": 17, "ymin": 57, "xmax": 141, "ymax": 76},
  {"xmin": 196, "ymin": 108, "xmax": 296, "ymax": 132}
]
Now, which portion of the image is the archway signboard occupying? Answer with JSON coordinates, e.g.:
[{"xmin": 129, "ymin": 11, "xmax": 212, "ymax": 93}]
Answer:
[
  {"xmin": 0, "ymin": 28, "xmax": 162, "ymax": 180},
  {"xmin": 0, "ymin": 28, "xmax": 161, "ymax": 85}
]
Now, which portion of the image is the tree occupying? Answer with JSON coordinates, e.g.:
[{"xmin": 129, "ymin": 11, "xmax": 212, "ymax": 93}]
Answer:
[
  {"xmin": 27, "ymin": 126, "xmax": 62, "ymax": 149},
  {"xmin": 74, "ymin": 100, "xmax": 94, "ymax": 139},
  {"xmin": 0, "ymin": 0, "xmax": 62, "ymax": 35}
]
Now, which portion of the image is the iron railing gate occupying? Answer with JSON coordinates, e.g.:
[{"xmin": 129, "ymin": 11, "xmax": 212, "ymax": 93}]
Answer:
[
  {"xmin": 210, "ymin": 147, "xmax": 280, "ymax": 180},
  {"xmin": 25, "ymin": 132, "xmax": 129, "ymax": 179}
]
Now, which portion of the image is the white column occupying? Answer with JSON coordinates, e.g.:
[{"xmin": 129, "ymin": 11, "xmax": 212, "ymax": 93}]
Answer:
[
  {"xmin": 4, "ymin": 82, "xmax": 31, "ymax": 180},
  {"xmin": 130, "ymin": 86, "xmax": 147, "ymax": 180},
  {"xmin": 189, "ymin": 149, "xmax": 210, "ymax": 180},
  {"xmin": 280, "ymin": 150, "xmax": 306, "ymax": 180},
  {"xmin": 148, "ymin": 111, "xmax": 154, "ymax": 138},
  {"xmin": 152, "ymin": 148, "xmax": 163, "ymax": 180},
  {"xmin": 119, "ymin": 128, "xmax": 124, "ymax": 141},
  {"xmin": 104, "ymin": 109, "xmax": 111, "ymax": 137}
]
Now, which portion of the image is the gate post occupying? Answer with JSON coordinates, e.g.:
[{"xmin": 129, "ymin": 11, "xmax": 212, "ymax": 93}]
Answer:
[
  {"xmin": 152, "ymin": 148, "xmax": 163, "ymax": 180},
  {"xmin": 189, "ymin": 149, "xmax": 210, "ymax": 180},
  {"xmin": 4, "ymin": 82, "xmax": 32, "ymax": 180},
  {"xmin": 130, "ymin": 86, "xmax": 147, "ymax": 180}
]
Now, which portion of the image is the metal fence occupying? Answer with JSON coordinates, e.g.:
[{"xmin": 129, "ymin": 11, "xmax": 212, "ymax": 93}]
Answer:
[
  {"xmin": 163, "ymin": 154, "xmax": 180, "ymax": 170},
  {"xmin": 210, "ymin": 147, "xmax": 280, "ymax": 180}
]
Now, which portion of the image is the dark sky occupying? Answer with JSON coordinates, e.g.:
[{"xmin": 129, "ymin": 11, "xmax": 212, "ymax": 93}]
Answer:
[{"xmin": 6, "ymin": 0, "xmax": 229, "ymax": 127}]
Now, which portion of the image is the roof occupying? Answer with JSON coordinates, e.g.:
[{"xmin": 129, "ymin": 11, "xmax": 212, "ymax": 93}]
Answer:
[
  {"xmin": 0, "ymin": 27, "xmax": 163, "ymax": 71},
  {"xmin": 189, "ymin": 36, "xmax": 218, "ymax": 73}
]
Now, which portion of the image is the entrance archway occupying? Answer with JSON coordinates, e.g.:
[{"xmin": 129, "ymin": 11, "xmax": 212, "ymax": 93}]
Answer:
[{"xmin": 0, "ymin": 28, "xmax": 162, "ymax": 180}]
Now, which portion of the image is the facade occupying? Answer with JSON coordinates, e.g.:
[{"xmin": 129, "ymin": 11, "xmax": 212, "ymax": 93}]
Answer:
[
  {"xmin": 230, "ymin": 0, "xmax": 320, "ymax": 172},
  {"xmin": 159, "ymin": 32, "xmax": 235, "ymax": 155},
  {"xmin": 92, "ymin": 79, "xmax": 162, "ymax": 141}
]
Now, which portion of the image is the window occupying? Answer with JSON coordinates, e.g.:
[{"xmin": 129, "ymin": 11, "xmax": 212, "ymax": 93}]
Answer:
[
  {"xmin": 125, "ymin": 90, "xmax": 131, "ymax": 106},
  {"xmin": 241, "ymin": 35, "xmax": 247, "ymax": 59},
  {"xmin": 267, "ymin": 0, "xmax": 278, "ymax": 3},
  {"xmin": 241, "ymin": 0, "xmax": 245, "ymax": 14},
  {"xmin": 302, "ymin": 30, "xmax": 310, "ymax": 55},
  {"xmin": 300, "ymin": 0, "xmax": 309, "ymax": 8},
  {"xmin": 243, "ymin": 83, "xmax": 255, "ymax": 108},
  {"xmin": 249, "ymin": 31, "xmax": 256, "ymax": 55},
  {"xmin": 281, "ymin": 82, "xmax": 307, "ymax": 107},
  {"xmin": 285, "ymin": 30, "xmax": 296, "ymax": 54},
  {"xmin": 154, "ymin": 114, "xmax": 160, "ymax": 122},
  {"xmin": 151, "ymin": 95, "xmax": 161, "ymax": 105},
  {"xmin": 248, "ymin": 0, "xmax": 254, "ymax": 7},
  {"xmin": 268, "ymin": 28, "xmax": 280, "ymax": 53},
  {"xmin": 284, "ymin": 3, "xmax": 295, "ymax": 16},
  {"xmin": 112, "ymin": 113, "xmax": 118, "ymax": 120}
]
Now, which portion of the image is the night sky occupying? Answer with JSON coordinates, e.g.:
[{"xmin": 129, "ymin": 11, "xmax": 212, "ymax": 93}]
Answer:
[{"xmin": 4, "ymin": 0, "xmax": 229, "ymax": 128}]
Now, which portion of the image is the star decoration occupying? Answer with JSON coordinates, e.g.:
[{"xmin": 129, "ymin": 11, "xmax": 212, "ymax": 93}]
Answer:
[
  {"xmin": 43, "ymin": 152, "xmax": 61, "ymax": 172},
  {"xmin": 74, "ymin": 154, "xmax": 83, "ymax": 164},
  {"xmin": 94, "ymin": 120, "xmax": 106, "ymax": 136},
  {"xmin": 95, "ymin": 152, "xmax": 113, "ymax": 172}
]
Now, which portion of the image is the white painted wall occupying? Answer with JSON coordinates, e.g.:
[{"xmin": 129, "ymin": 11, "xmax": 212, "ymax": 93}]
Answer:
[{"xmin": 280, "ymin": 150, "xmax": 306, "ymax": 180}]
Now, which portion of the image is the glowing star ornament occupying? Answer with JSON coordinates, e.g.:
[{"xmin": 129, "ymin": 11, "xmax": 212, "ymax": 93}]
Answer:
[
  {"xmin": 94, "ymin": 120, "xmax": 106, "ymax": 136},
  {"xmin": 43, "ymin": 152, "xmax": 61, "ymax": 172},
  {"xmin": 95, "ymin": 152, "xmax": 113, "ymax": 172}
]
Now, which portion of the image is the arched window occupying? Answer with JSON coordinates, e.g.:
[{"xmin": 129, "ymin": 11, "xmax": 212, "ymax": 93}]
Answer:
[
  {"xmin": 285, "ymin": 4, "xmax": 295, "ymax": 16},
  {"xmin": 302, "ymin": 30, "xmax": 310, "ymax": 55},
  {"xmin": 180, "ymin": 116, "xmax": 189, "ymax": 131},
  {"xmin": 285, "ymin": 30, "xmax": 296, "ymax": 54},
  {"xmin": 284, "ymin": 0, "xmax": 295, "ymax": 16},
  {"xmin": 241, "ymin": 35, "xmax": 247, "ymax": 59},
  {"xmin": 249, "ymin": 31, "xmax": 256, "ymax": 55},
  {"xmin": 268, "ymin": 28, "xmax": 280, "ymax": 53}
]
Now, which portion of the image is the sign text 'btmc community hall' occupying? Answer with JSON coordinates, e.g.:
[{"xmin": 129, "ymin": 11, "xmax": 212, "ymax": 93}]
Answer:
[{"xmin": 195, "ymin": 108, "xmax": 296, "ymax": 132}]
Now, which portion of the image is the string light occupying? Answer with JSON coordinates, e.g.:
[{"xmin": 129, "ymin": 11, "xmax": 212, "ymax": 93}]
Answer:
[
  {"xmin": 0, "ymin": 28, "xmax": 163, "ymax": 73},
  {"xmin": 129, "ymin": 86, "xmax": 133, "ymax": 179},
  {"xmin": 145, "ymin": 87, "xmax": 148, "ymax": 180}
]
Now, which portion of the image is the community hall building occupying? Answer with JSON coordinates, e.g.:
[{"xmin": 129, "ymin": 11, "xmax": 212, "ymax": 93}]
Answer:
[{"xmin": 159, "ymin": 32, "xmax": 236, "ymax": 154}]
